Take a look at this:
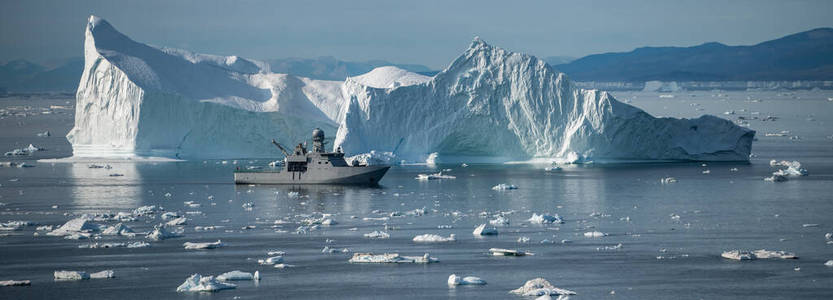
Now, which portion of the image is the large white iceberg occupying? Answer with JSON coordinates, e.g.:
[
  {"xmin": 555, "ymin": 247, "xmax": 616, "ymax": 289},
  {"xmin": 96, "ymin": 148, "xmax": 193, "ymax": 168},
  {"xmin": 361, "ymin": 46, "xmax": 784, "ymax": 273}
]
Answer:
[{"xmin": 69, "ymin": 16, "xmax": 754, "ymax": 162}]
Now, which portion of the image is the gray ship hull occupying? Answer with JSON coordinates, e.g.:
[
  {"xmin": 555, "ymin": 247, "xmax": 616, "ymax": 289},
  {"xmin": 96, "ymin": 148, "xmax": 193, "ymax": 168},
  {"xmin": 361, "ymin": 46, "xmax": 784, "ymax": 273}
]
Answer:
[{"xmin": 234, "ymin": 165, "xmax": 390, "ymax": 185}]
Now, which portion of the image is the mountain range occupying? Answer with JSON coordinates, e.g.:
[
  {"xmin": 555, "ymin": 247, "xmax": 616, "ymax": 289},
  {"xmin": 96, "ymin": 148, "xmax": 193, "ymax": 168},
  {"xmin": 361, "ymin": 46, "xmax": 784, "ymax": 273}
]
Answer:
[{"xmin": 2, "ymin": 27, "xmax": 831, "ymax": 93}]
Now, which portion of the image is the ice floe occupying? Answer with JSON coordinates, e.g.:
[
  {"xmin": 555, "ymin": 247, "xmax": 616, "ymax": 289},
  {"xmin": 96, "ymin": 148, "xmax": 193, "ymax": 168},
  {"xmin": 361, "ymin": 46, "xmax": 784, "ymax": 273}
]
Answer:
[
  {"xmin": 54, "ymin": 270, "xmax": 114, "ymax": 281},
  {"xmin": 183, "ymin": 240, "xmax": 224, "ymax": 250},
  {"xmin": 4, "ymin": 144, "xmax": 41, "ymax": 156},
  {"xmin": 176, "ymin": 274, "xmax": 236, "ymax": 292},
  {"xmin": 216, "ymin": 270, "xmax": 259, "ymax": 281},
  {"xmin": 47, "ymin": 217, "xmax": 101, "ymax": 237},
  {"xmin": 721, "ymin": 249, "xmax": 797, "ymax": 260},
  {"xmin": 583, "ymin": 231, "xmax": 607, "ymax": 238},
  {"xmin": 0, "ymin": 280, "xmax": 31, "ymax": 286},
  {"xmin": 413, "ymin": 234, "xmax": 456, "ymax": 243},
  {"xmin": 528, "ymin": 213, "xmax": 563, "ymax": 224},
  {"xmin": 448, "ymin": 274, "xmax": 487, "ymax": 286},
  {"xmin": 510, "ymin": 278, "xmax": 576, "ymax": 297},
  {"xmin": 489, "ymin": 215, "xmax": 510, "ymax": 226},
  {"xmin": 473, "ymin": 224, "xmax": 498, "ymax": 236},
  {"xmin": 101, "ymin": 223, "xmax": 135, "ymax": 236},
  {"xmin": 349, "ymin": 253, "xmax": 438, "ymax": 264},
  {"xmin": 146, "ymin": 225, "xmax": 182, "ymax": 241},
  {"xmin": 258, "ymin": 256, "xmax": 284, "ymax": 265},
  {"xmin": 416, "ymin": 172, "xmax": 456, "ymax": 180},
  {"xmin": 490, "ymin": 248, "xmax": 534, "ymax": 256},
  {"xmin": 363, "ymin": 231, "xmax": 390, "ymax": 239},
  {"xmin": 492, "ymin": 184, "xmax": 518, "ymax": 190}
]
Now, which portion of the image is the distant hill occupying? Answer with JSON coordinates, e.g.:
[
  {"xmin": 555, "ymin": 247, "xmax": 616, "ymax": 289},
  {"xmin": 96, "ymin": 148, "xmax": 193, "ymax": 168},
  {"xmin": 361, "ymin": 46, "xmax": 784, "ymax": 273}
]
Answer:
[
  {"xmin": 265, "ymin": 56, "xmax": 433, "ymax": 81},
  {"xmin": 544, "ymin": 56, "xmax": 576, "ymax": 66},
  {"xmin": 555, "ymin": 28, "xmax": 833, "ymax": 81}
]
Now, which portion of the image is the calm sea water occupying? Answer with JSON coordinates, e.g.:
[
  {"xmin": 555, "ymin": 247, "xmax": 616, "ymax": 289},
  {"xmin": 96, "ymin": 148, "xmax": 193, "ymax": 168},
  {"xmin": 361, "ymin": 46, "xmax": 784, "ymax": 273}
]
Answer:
[{"xmin": 1, "ymin": 90, "xmax": 832, "ymax": 299}]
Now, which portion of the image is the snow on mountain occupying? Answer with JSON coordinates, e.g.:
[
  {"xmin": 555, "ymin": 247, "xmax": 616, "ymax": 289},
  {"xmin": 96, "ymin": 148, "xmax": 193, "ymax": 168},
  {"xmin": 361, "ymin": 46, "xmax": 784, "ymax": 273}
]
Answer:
[
  {"xmin": 334, "ymin": 37, "xmax": 754, "ymax": 162},
  {"xmin": 350, "ymin": 66, "xmax": 431, "ymax": 88},
  {"xmin": 68, "ymin": 16, "xmax": 343, "ymax": 158},
  {"xmin": 69, "ymin": 16, "xmax": 753, "ymax": 162}
]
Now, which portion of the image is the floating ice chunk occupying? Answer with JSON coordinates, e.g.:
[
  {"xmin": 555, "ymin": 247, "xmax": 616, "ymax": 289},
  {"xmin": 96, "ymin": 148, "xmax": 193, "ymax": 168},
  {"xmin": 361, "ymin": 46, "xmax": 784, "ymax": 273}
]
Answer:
[
  {"xmin": 0, "ymin": 280, "xmax": 31, "ymax": 286},
  {"xmin": 721, "ymin": 250, "xmax": 755, "ymax": 260},
  {"xmin": 90, "ymin": 270, "xmax": 115, "ymax": 279},
  {"xmin": 363, "ymin": 231, "xmax": 390, "ymax": 239},
  {"xmin": 721, "ymin": 249, "xmax": 797, "ymax": 260},
  {"xmin": 160, "ymin": 212, "xmax": 180, "ymax": 220},
  {"xmin": 348, "ymin": 253, "xmax": 438, "ymax": 264},
  {"xmin": 764, "ymin": 174, "xmax": 788, "ymax": 182},
  {"xmin": 101, "ymin": 223, "xmax": 135, "ymax": 236},
  {"xmin": 362, "ymin": 217, "xmax": 390, "ymax": 221},
  {"xmin": 133, "ymin": 205, "xmax": 163, "ymax": 216},
  {"xmin": 127, "ymin": 241, "xmax": 150, "ymax": 248},
  {"xmin": 825, "ymin": 260, "xmax": 833, "ymax": 267},
  {"xmin": 54, "ymin": 271, "xmax": 89, "ymax": 280},
  {"xmin": 583, "ymin": 231, "xmax": 607, "ymax": 238},
  {"xmin": 448, "ymin": 274, "xmax": 487, "ymax": 287},
  {"xmin": 416, "ymin": 172, "xmax": 456, "ymax": 180},
  {"xmin": 492, "ymin": 184, "xmax": 518, "ymax": 190},
  {"xmin": 425, "ymin": 152, "xmax": 439, "ymax": 165},
  {"xmin": 473, "ymin": 224, "xmax": 498, "ymax": 236},
  {"xmin": 166, "ymin": 217, "xmax": 188, "ymax": 226},
  {"xmin": 4, "ymin": 144, "xmax": 41, "ymax": 156},
  {"xmin": 176, "ymin": 274, "xmax": 236, "ymax": 292},
  {"xmin": 660, "ymin": 177, "xmax": 677, "ymax": 184},
  {"xmin": 216, "ymin": 270, "xmax": 258, "ymax": 281},
  {"xmin": 802, "ymin": 224, "xmax": 819, "ymax": 228},
  {"xmin": 518, "ymin": 236, "xmax": 531, "ymax": 243},
  {"xmin": 597, "ymin": 243, "xmax": 623, "ymax": 251},
  {"xmin": 489, "ymin": 216, "xmax": 510, "ymax": 226},
  {"xmin": 510, "ymin": 278, "xmax": 576, "ymax": 297},
  {"xmin": 37, "ymin": 131, "xmax": 51, "ymax": 137},
  {"xmin": 528, "ymin": 213, "xmax": 563, "ymax": 224},
  {"xmin": 47, "ymin": 217, "xmax": 101, "ymax": 236},
  {"xmin": 287, "ymin": 192, "xmax": 300, "ymax": 198},
  {"xmin": 413, "ymin": 234, "xmax": 456, "ymax": 243},
  {"xmin": 258, "ymin": 256, "xmax": 284, "ymax": 265},
  {"xmin": 490, "ymin": 248, "xmax": 534, "ymax": 256},
  {"xmin": 79, "ymin": 242, "xmax": 126, "ymax": 249},
  {"xmin": 183, "ymin": 240, "xmax": 223, "ymax": 250},
  {"xmin": 146, "ymin": 225, "xmax": 181, "ymax": 241},
  {"xmin": 752, "ymin": 249, "xmax": 797, "ymax": 259}
]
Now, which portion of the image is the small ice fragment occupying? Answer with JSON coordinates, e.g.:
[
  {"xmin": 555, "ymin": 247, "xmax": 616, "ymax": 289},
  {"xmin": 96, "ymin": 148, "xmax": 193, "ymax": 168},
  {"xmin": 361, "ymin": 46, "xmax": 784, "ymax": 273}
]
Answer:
[
  {"xmin": 824, "ymin": 260, "xmax": 833, "ymax": 267},
  {"xmin": 413, "ymin": 234, "xmax": 456, "ymax": 243},
  {"xmin": 752, "ymin": 249, "xmax": 797, "ymax": 259},
  {"xmin": 583, "ymin": 231, "xmax": 607, "ymax": 238},
  {"xmin": 146, "ymin": 225, "xmax": 181, "ymax": 241},
  {"xmin": 54, "ymin": 271, "xmax": 89, "ymax": 280},
  {"xmin": 802, "ymin": 224, "xmax": 819, "ymax": 228},
  {"xmin": 491, "ymin": 183, "xmax": 518, "ymax": 190},
  {"xmin": 363, "ymin": 231, "xmax": 390, "ymax": 239},
  {"xmin": 528, "ymin": 213, "xmax": 564, "ymax": 224},
  {"xmin": 489, "ymin": 215, "xmax": 509, "ymax": 226},
  {"xmin": 287, "ymin": 192, "xmax": 300, "ymax": 198},
  {"xmin": 348, "ymin": 253, "xmax": 438, "ymax": 264},
  {"xmin": 216, "ymin": 270, "xmax": 257, "ymax": 281},
  {"xmin": 126, "ymin": 241, "xmax": 150, "ymax": 248},
  {"xmin": 0, "ymin": 280, "xmax": 31, "ymax": 286},
  {"xmin": 448, "ymin": 274, "xmax": 487, "ymax": 287},
  {"xmin": 660, "ymin": 177, "xmax": 677, "ymax": 184},
  {"xmin": 176, "ymin": 274, "xmax": 236, "ymax": 292},
  {"xmin": 89, "ymin": 270, "xmax": 115, "ymax": 279},
  {"xmin": 258, "ymin": 256, "xmax": 284, "ymax": 265},
  {"xmin": 473, "ymin": 224, "xmax": 498, "ymax": 236},
  {"xmin": 166, "ymin": 217, "xmax": 188, "ymax": 226},
  {"xmin": 415, "ymin": 172, "xmax": 456, "ymax": 180},
  {"xmin": 183, "ymin": 240, "xmax": 223, "ymax": 250},
  {"xmin": 518, "ymin": 236, "xmax": 530, "ymax": 243},
  {"xmin": 510, "ymin": 278, "xmax": 576, "ymax": 297},
  {"xmin": 489, "ymin": 248, "xmax": 533, "ymax": 256}
]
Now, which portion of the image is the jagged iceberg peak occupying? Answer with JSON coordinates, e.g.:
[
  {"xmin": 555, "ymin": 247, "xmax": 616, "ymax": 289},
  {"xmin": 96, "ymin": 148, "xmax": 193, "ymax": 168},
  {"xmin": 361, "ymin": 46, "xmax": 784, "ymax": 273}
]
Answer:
[{"xmin": 334, "ymin": 37, "xmax": 755, "ymax": 162}]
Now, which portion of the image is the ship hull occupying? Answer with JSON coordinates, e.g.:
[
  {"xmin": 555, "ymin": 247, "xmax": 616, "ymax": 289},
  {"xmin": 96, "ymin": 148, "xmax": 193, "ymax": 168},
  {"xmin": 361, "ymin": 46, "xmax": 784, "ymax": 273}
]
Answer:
[{"xmin": 234, "ymin": 165, "xmax": 390, "ymax": 185}]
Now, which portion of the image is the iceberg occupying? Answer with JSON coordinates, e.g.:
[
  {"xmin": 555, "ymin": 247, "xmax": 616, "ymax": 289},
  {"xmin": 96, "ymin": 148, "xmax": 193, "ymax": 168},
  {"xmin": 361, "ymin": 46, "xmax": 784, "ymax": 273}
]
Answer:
[
  {"xmin": 528, "ymin": 213, "xmax": 564, "ymax": 224},
  {"xmin": 412, "ymin": 234, "xmax": 456, "ymax": 243},
  {"xmin": 216, "ymin": 270, "xmax": 259, "ymax": 281},
  {"xmin": 183, "ymin": 240, "xmax": 223, "ymax": 250},
  {"xmin": 348, "ymin": 253, "xmax": 438, "ymax": 264},
  {"xmin": 448, "ymin": 274, "xmax": 487, "ymax": 286},
  {"xmin": 176, "ymin": 274, "xmax": 236, "ymax": 292},
  {"xmin": 510, "ymin": 278, "xmax": 576, "ymax": 297},
  {"xmin": 472, "ymin": 224, "xmax": 498, "ymax": 236},
  {"xmin": 69, "ymin": 16, "xmax": 753, "ymax": 162}
]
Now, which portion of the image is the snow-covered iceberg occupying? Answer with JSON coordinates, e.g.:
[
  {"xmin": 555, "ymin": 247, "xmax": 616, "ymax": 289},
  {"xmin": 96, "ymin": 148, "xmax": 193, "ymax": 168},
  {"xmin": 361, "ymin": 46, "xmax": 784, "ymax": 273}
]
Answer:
[{"xmin": 69, "ymin": 16, "xmax": 754, "ymax": 162}]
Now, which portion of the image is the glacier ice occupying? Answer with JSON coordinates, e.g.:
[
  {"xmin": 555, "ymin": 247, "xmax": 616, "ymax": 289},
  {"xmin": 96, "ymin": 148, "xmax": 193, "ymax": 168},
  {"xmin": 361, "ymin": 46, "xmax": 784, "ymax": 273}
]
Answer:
[{"xmin": 69, "ymin": 16, "xmax": 754, "ymax": 162}]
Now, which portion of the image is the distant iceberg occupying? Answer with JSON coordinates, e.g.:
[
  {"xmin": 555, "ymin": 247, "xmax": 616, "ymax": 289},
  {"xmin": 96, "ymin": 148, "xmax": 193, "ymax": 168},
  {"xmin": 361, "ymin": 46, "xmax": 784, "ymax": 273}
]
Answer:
[{"xmin": 69, "ymin": 16, "xmax": 754, "ymax": 162}]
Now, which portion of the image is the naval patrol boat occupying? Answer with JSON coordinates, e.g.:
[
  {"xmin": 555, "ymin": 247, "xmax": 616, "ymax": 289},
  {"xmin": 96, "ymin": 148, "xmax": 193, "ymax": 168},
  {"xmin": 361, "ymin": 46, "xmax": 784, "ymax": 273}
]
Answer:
[{"xmin": 233, "ymin": 128, "xmax": 390, "ymax": 185}]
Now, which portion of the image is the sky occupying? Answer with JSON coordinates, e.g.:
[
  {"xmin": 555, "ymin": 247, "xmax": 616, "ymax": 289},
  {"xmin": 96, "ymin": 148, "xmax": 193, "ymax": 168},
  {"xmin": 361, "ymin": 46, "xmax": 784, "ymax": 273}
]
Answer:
[{"xmin": 1, "ymin": 0, "xmax": 832, "ymax": 69}]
